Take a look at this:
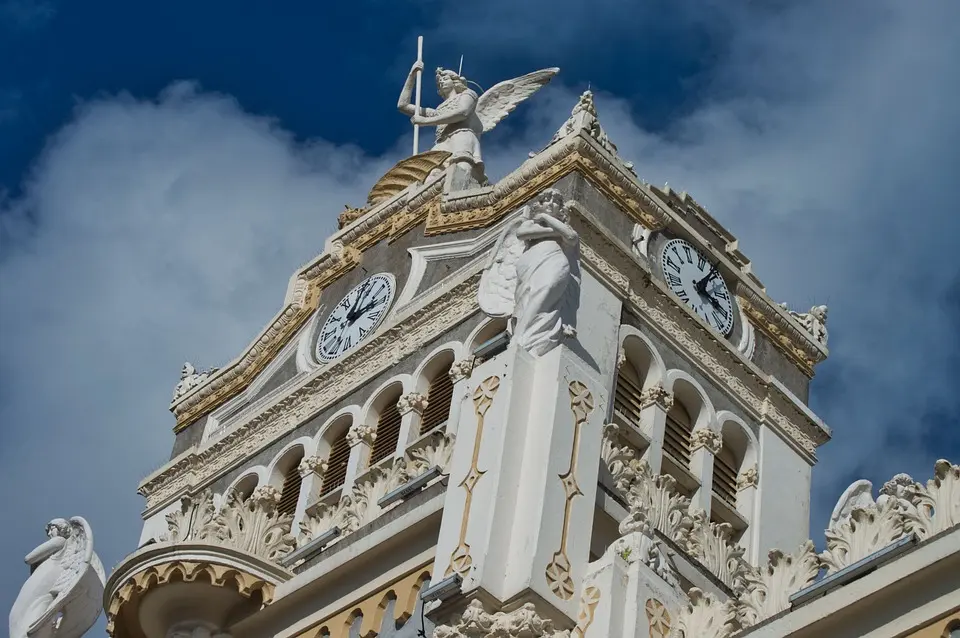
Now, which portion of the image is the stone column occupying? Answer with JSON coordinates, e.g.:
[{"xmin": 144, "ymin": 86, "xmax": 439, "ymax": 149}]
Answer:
[
  {"xmin": 295, "ymin": 455, "xmax": 327, "ymax": 527},
  {"xmin": 344, "ymin": 423, "xmax": 376, "ymax": 493},
  {"xmin": 736, "ymin": 465, "xmax": 760, "ymax": 563},
  {"xmin": 636, "ymin": 384, "xmax": 673, "ymax": 475},
  {"xmin": 445, "ymin": 357, "xmax": 475, "ymax": 437},
  {"xmin": 689, "ymin": 429, "xmax": 722, "ymax": 514},
  {"xmin": 397, "ymin": 391, "xmax": 429, "ymax": 453}
]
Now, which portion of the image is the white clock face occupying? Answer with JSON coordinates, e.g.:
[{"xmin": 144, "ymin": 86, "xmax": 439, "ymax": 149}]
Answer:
[
  {"xmin": 660, "ymin": 238, "xmax": 735, "ymax": 336},
  {"xmin": 316, "ymin": 273, "xmax": 395, "ymax": 362}
]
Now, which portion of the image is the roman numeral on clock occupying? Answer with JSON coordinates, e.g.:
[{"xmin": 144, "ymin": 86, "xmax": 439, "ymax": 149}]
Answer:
[{"xmin": 666, "ymin": 273, "xmax": 683, "ymax": 287}]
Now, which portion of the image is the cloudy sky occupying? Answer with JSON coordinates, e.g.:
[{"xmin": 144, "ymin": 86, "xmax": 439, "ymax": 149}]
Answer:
[{"xmin": 1, "ymin": 1, "xmax": 958, "ymax": 634}]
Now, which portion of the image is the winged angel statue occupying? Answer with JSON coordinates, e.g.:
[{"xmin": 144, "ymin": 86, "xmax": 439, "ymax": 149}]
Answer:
[
  {"xmin": 398, "ymin": 61, "xmax": 558, "ymax": 182},
  {"xmin": 9, "ymin": 517, "xmax": 106, "ymax": 638},
  {"xmin": 479, "ymin": 189, "xmax": 581, "ymax": 357}
]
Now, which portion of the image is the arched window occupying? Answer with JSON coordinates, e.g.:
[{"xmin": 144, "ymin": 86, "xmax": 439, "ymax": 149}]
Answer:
[
  {"xmin": 664, "ymin": 402, "xmax": 693, "ymax": 468},
  {"xmin": 232, "ymin": 474, "xmax": 259, "ymax": 501},
  {"xmin": 614, "ymin": 360, "xmax": 644, "ymax": 427},
  {"xmin": 321, "ymin": 427, "xmax": 351, "ymax": 497},
  {"xmin": 276, "ymin": 448, "xmax": 305, "ymax": 516},
  {"xmin": 420, "ymin": 366, "xmax": 454, "ymax": 435},
  {"xmin": 370, "ymin": 388, "xmax": 403, "ymax": 465},
  {"xmin": 712, "ymin": 445, "xmax": 738, "ymax": 505}
]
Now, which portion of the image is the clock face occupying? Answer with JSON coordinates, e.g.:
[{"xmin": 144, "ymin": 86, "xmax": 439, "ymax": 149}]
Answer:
[
  {"xmin": 316, "ymin": 273, "xmax": 395, "ymax": 362},
  {"xmin": 660, "ymin": 238, "xmax": 735, "ymax": 336}
]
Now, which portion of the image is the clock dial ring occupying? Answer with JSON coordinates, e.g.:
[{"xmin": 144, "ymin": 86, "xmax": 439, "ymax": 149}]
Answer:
[
  {"xmin": 659, "ymin": 238, "xmax": 735, "ymax": 336},
  {"xmin": 315, "ymin": 273, "xmax": 396, "ymax": 362}
]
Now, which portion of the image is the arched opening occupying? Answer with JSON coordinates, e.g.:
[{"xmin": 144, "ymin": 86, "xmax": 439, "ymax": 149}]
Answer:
[
  {"xmin": 614, "ymin": 359, "xmax": 645, "ymax": 428},
  {"xmin": 469, "ymin": 318, "xmax": 508, "ymax": 355},
  {"xmin": 370, "ymin": 384, "xmax": 404, "ymax": 465},
  {"xmin": 420, "ymin": 355, "xmax": 455, "ymax": 435},
  {"xmin": 275, "ymin": 446, "xmax": 305, "ymax": 517},
  {"xmin": 231, "ymin": 473, "xmax": 259, "ymax": 502},
  {"xmin": 321, "ymin": 417, "xmax": 352, "ymax": 497}
]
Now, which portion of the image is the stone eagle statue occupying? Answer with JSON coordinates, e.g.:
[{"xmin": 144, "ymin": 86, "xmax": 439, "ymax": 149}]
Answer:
[
  {"xmin": 478, "ymin": 189, "xmax": 581, "ymax": 357},
  {"xmin": 9, "ymin": 517, "xmax": 106, "ymax": 638}
]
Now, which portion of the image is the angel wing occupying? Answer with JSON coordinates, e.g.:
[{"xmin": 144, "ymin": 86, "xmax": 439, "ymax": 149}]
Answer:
[
  {"xmin": 475, "ymin": 68, "xmax": 559, "ymax": 133},
  {"xmin": 478, "ymin": 219, "xmax": 526, "ymax": 318},
  {"xmin": 828, "ymin": 480, "xmax": 875, "ymax": 528},
  {"xmin": 29, "ymin": 518, "xmax": 104, "ymax": 638}
]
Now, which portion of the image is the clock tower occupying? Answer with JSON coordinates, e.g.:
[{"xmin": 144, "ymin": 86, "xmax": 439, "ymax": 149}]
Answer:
[{"xmin": 104, "ymin": 80, "xmax": 845, "ymax": 638}]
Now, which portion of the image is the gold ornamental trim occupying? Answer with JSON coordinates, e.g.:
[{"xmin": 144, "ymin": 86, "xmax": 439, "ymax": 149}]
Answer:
[
  {"xmin": 738, "ymin": 295, "xmax": 818, "ymax": 378},
  {"xmin": 294, "ymin": 562, "xmax": 433, "ymax": 638},
  {"xmin": 106, "ymin": 559, "xmax": 276, "ymax": 637}
]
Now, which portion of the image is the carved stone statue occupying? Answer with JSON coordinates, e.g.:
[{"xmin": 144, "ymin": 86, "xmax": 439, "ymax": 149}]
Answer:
[
  {"xmin": 478, "ymin": 189, "xmax": 581, "ymax": 357},
  {"xmin": 398, "ymin": 61, "xmax": 558, "ymax": 185},
  {"xmin": 9, "ymin": 517, "xmax": 106, "ymax": 638},
  {"xmin": 828, "ymin": 479, "xmax": 878, "ymax": 529},
  {"xmin": 172, "ymin": 361, "xmax": 219, "ymax": 402},
  {"xmin": 779, "ymin": 303, "xmax": 829, "ymax": 347}
]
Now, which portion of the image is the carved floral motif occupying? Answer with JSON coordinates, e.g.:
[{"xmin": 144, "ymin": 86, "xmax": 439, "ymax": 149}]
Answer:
[
  {"xmin": 820, "ymin": 491, "xmax": 906, "ymax": 574},
  {"xmin": 433, "ymin": 600, "xmax": 571, "ymax": 638},
  {"xmin": 737, "ymin": 541, "xmax": 820, "ymax": 627},
  {"xmin": 736, "ymin": 466, "xmax": 759, "ymax": 491},
  {"xmin": 346, "ymin": 423, "xmax": 377, "ymax": 448},
  {"xmin": 600, "ymin": 423, "xmax": 641, "ymax": 494},
  {"xmin": 397, "ymin": 392, "xmax": 429, "ymax": 415},
  {"xmin": 448, "ymin": 357, "xmax": 476, "ymax": 383},
  {"xmin": 297, "ymin": 456, "xmax": 327, "ymax": 479},
  {"xmin": 680, "ymin": 511, "xmax": 749, "ymax": 591},
  {"xmin": 672, "ymin": 589, "xmax": 738, "ymax": 638},
  {"xmin": 298, "ymin": 432, "xmax": 456, "ymax": 550},
  {"xmin": 640, "ymin": 384, "xmax": 674, "ymax": 411},
  {"xmin": 618, "ymin": 460, "xmax": 693, "ymax": 544},
  {"xmin": 690, "ymin": 429, "xmax": 722, "ymax": 455}
]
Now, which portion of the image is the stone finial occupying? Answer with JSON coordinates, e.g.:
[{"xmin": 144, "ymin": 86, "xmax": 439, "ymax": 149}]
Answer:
[
  {"xmin": 298, "ymin": 456, "xmax": 328, "ymax": 479},
  {"xmin": 397, "ymin": 392, "xmax": 429, "ymax": 415},
  {"xmin": 690, "ymin": 429, "xmax": 722, "ymax": 455},
  {"xmin": 347, "ymin": 423, "xmax": 377, "ymax": 448}
]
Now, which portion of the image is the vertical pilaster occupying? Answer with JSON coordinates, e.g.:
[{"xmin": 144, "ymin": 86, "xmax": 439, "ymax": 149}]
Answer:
[
  {"xmin": 689, "ymin": 429, "xmax": 721, "ymax": 514},
  {"xmin": 397, "ymin": 391, "xmax": 428, "ymax": 453},
  {"xmin": 344, "ymin": 423, "xmax": 375, "ymax": 493}
]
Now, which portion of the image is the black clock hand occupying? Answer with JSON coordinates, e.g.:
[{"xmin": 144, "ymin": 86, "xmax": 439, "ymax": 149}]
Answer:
[
  {"xmin": 695, "ymin": 266, "xmax": 718, "ymax": 294},
  {"xmin": 346, "ymin": 281, "xmax": 370, "ymax": 322}
]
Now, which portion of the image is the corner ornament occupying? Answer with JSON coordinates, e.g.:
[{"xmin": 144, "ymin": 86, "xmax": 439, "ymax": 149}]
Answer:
[
  {"xmin": 10, "ymin": 517, "xmax": 106, "ymax": 638},
  {"xmin": 478, "ymin": 189, "xmax": 582, "ymax": 357}
]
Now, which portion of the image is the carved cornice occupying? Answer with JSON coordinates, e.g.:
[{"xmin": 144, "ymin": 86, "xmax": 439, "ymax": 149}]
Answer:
[
  {"xmin": 433, "ymin": 600, "xmax": 570, "ymax": 638},
  {"xmin": 140, "ymin": 275, "xmax": 480, "ymax": 510},
  {"xmin": 737, "ymin": 284, "xmax": 827, "ymax": 378}
]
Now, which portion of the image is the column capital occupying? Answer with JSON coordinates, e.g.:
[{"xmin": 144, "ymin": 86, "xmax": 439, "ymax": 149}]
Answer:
[
  {"xmin": 347, "ymin": 423, "xmax": 377, "ymax": 448},
  {"xmin": 397, "ymin": 391, "xmax": 429, "ymax": 415}
]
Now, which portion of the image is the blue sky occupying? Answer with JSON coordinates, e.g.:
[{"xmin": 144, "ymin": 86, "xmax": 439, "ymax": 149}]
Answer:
[{"xmin": 2, "ymin": 1, "xmax": 959, "ymax": 634}]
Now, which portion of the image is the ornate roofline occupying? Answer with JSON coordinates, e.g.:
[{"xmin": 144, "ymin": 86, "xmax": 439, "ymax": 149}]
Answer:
[{"xmin": 168, "ymin": 118, "xmax": 826, "ymax": 436}]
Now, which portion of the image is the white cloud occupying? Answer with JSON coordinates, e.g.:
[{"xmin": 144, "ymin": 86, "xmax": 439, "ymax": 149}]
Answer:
[{"xmin": 2, "ymin": 1, "xmax": 959, "ymax": 631}]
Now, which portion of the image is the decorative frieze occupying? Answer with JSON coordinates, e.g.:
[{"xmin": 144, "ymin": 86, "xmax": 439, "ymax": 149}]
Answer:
[
  {"xmin": 690, "ymin": 429, "xmax": 723, "ymax": 455},
  {"xmin": 397, "ymin": 391, "xmax": 429, "ymax": 415}
]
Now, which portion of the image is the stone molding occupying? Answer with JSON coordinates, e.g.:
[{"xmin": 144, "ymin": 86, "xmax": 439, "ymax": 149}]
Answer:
[
  {"xmin": 397, "ymin": 391, "xmax": 429, "ymax": 415},
  {"xmin": 737, "ymin": 284, "xmax": 827, "ymax": 378},
  {"xmin": 690, "ymin": 429, "xmax": 723, "ymax": 455},
  {"xmin": 296, "ymin": 432, "xmax": 456, "ymax": 555}
]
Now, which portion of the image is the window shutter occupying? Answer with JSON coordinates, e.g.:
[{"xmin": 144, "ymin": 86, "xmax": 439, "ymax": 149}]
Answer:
[
  {"xmin": 320, "ymin": 431, "xmax": 351, "ymax": 496},
  {"xmin": 712, "ymin": 447, "xmax": 738, "ymax": 504},
  {"xmin": 420, "ymin": 368, "xmax": 454, "ymax": 435},
  {"xmin": 277, "ymin": 459, "xmax": 303, "ymax": 516},
  {"xmin": 614, "ymin": 365, "xmax": 644, "ymax": 426},
  {"xmin": 370, "ymin": 395, "xmax": 403, "ymax": 465},
  {"xmin": 663, "ymin": 404, "xmax": 692, "ymax": 467}
]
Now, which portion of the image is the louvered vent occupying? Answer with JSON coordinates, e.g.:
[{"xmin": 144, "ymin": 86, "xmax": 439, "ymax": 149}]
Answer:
[
  {"xmin": 713, "ymin": 447, "xmax": 738, "ymax": 505},
  {"xmin": 370, "ymin": 394, "xmax": 403, "ymax": 465},
  {"xmin": 614, "ymin": 365, "xmax": 644, "ymax": 426},
  {"xmin": 663, "ymin": 404, "xmax": 692, "ymax": 468},
  {"xmin": 277, "ymin": 457, "xmax": 303, "ymax": 516},
  {"xmin": 420, "ymin": 368, "xmax": 454, "ymax": 435},
  {"xmin": 320, "ymin": 430, "xmax": 351, "ymax": 496}
]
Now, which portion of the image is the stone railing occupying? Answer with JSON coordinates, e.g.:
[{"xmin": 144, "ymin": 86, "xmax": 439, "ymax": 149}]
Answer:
[{"xmin": 599, "ymin": 427, "xmax": 960, "ymax": 638}]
